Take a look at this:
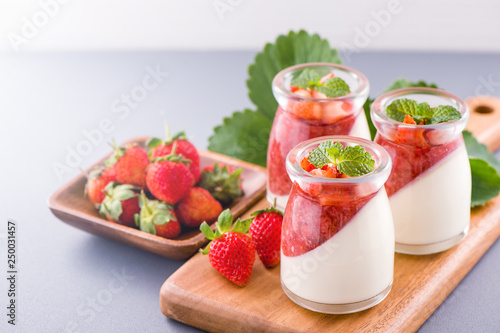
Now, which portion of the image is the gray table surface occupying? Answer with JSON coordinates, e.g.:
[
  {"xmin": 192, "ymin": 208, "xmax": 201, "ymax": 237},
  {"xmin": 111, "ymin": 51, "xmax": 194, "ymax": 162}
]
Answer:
[{"xmin": 1, "ymin": 51, "xmax": 499, "ymax": 332}]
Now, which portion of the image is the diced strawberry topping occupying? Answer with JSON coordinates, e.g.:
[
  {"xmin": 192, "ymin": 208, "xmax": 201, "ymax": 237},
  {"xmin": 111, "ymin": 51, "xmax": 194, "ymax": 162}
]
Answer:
[
  {"xmin": 300, "ymin": 157, "xmax": 315, "ymax": 172},
  {"xmin": 403, "ymin": 114, "xmax": 417, "ymax": 125}
]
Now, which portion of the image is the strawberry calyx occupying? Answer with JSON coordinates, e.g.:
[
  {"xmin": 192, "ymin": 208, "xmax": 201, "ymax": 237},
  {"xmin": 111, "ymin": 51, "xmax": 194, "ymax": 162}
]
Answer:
[
  {"xmin": 105, "ymin": 140, "xmax": 128, "ymax": 167},
  {"xmin": 199, "ymin": 209, "xmax": 252, "ymax": 255},
  {"xmin": 250, "ymin": 199, "xmax": 283, "ymax": 217},
  {"xmin": 134, "ymin": 191, "xmax": 177, "ymax": 235},
  {"xmin": 99, "ymin": 182, "xmax": 140, "ymax": 221},
  {"xmin": 198, "ymin": 163, "xmax": 244, "ymax": 205},
  {"xmin": 146, "ymin": 122, "xmax": 188, "ymax": 149}
]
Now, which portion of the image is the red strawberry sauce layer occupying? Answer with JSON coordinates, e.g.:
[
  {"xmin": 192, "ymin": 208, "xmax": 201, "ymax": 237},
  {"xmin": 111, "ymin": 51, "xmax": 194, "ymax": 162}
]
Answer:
[
  {"xmin": 282, "ymin": 182, "xmax": 376, "ymax": 257},
  {"xmin": 268, "ymin": 107, "xmax": 356, "ymax": 195},
  {"xmin": 375, "ymin": 134, "xmax": 463, "ymax": 197}
]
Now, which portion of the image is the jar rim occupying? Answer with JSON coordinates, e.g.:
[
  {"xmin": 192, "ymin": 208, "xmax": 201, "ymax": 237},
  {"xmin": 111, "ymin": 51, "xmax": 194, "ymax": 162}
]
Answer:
[
  {"xmin": 370, "ymin": 87, "xmax": 470, "ymax": 131},
  {"xmin": 286, "ymin": 135, "xmax": 392, "ymax": 184},
  {"xmin": 272, "ymin": 62, "xmax": 370, "ymax": 102}
]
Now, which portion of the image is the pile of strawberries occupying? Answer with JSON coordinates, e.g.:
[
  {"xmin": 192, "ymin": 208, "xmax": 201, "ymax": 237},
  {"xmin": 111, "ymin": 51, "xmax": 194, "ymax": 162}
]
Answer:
[
  {"xmin": 200, "ymin": 205, "xmax": 283, "ymax": 287},
  {"xmin": 85, "ymin": 131, "xmax": 244, "ymax": 239}
]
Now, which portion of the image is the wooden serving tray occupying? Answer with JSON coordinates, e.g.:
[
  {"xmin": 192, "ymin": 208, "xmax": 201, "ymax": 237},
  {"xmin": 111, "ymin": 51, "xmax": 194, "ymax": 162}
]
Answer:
[
  {"xmin": 159, "ymin": 96, "xmax": 500, "ymax": 331},
  {"xmin": 48, "ymin": 137, "xmax": 266, "ymax": 260}
]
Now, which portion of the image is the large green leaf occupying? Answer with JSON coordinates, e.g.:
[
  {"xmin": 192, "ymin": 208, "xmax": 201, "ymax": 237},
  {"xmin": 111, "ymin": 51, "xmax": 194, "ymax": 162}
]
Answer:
[
  {"xmin": 247, "ymin": 30, "xmax": 342, "ymax": 120},
  {"xmin": 463, "ymin": 130, "xmax": 500, "ymax": 206},
  {"xmin": 208, "ymin": 109, "xmax": 272, "ymax": 166},
  {"xmin": 209, "ymin": 30, "xmax": 342, "ymax": 166}
]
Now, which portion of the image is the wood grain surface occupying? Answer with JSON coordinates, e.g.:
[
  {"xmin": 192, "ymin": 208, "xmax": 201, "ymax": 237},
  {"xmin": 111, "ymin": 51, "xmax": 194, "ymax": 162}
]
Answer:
[
  {"xmin": 160, "ymin": 96, "xmax": 500, "ymax": 332},
  {"xmin": 48, "ymin": 137, "xmax": 267, "ymax": 260}
]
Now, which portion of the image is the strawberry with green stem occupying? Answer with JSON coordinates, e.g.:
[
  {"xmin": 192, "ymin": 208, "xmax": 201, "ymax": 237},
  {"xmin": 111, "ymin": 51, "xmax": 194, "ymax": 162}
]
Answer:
[
  {"xmin": 134, "ymin": 191, "xmax": 181, "ymax": 239},
  {"xmin": 249, "ymin": 204, "xmax": 283, "ymax": 268},
  {"xmin": 99, "ymin": 182, "xmax": 140, "ymax": 227},
  {"xmin": 147, "ymin": 126, "xmax": 200, "ymax": 184},
  {"xmin": 200, "ymin": 209, "xmax": 255, "ymax": 287},
  {"xmin": 85, "ymin": 166, "xmax": 116, "ymax": 206},
  {"xmin": 145, "ymin": 143, "xmax": 194, "ymax": 204},
  {"xmin": 105, "ymin": 141, "xmax": 149, "ymax": 188},
  {"xmin": 198, "ymin": 163, "xmax": 244, "ymax": 205}
]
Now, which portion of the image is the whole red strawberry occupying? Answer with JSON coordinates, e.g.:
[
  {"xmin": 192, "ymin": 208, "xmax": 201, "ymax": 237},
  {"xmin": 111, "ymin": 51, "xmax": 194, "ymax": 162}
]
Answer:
[
  {"xmin": 249, "ymin": 206, "xmax": 283, "ymax": 268},
  {"xmin": 176, "ymin": 187, "xmax": 222, "ymax": 228},
  {"xmin": 99, "ymin": 182, "xmax": 140, "ymax": 227},
  {"xmin": 134, "ymin": 191, "xmax": 181, "ymax": 239},
  {"xmin": 147, "ymin": 130, "xmax": 200, "ymax": 184},
  {"xmin": 198, "ymin": 163, "xmax": 244, "ymax": 205},
  {"xmin": 146, "ymin": 153, "xmax": 194, "ymax": 204},
  {"xmin": 85, "ymin": 166, "xmax": 116, "ymax": 206},
  {"xmin": 200, "ymin": 210, "xmax": 255, "ymax": 287},
  {"xmin": 106, "ymin": 142, "xmax": 149, "ymax": 188}
]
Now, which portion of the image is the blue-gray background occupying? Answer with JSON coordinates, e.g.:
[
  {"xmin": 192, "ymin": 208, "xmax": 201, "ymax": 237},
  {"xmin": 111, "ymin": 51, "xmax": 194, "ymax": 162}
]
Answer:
[{"xmin": 1, "ymin": 51, "xmax": 499, "ymax": 332}]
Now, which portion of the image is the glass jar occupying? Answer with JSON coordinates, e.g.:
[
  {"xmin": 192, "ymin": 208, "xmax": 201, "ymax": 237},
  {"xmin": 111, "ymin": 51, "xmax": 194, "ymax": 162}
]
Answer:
[
  {"xmin": 371, "ymin": 88, "xmax": 470, "ymax": 255},
  {"xmin": 267, "ymin": 63, "xmax": 370, "ymax": 210},
  {"xmin": 281, "ymin": 136, "xmax": 394, "ymax": 314}
]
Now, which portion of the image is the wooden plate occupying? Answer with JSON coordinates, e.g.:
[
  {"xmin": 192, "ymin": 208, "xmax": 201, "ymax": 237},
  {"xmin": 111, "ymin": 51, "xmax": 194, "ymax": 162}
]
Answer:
[
  {"xmin": 159, "ymin": 96, "xmax": 500, "ymax": 331},
  {"xmin": 48, "ymin": 137, "xmax": 267, "ymax": 260}
]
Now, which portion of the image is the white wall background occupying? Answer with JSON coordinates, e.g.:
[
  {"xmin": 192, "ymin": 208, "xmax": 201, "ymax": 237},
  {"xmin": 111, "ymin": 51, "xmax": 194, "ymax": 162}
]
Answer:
[{"xmin": 1, "ymin": 0, "xmax": 499, "ymax": 53}]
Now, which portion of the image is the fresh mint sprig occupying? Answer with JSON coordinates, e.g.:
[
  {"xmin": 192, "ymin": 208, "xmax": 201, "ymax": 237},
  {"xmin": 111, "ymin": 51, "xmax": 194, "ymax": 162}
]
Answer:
[
  {"xmin": 307, "ymin": 140, "xmax": 375, "ymax": 177},
  {"xmin": 386, "ymin": 98, "xmax": 462, "ymax": 124},
  {"xmin": 291, "ymin": 68, "xmax": 350, "ymax": 98}
]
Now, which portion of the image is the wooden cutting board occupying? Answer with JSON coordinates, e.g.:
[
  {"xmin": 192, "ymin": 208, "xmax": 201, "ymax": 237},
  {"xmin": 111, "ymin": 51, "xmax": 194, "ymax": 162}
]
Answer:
[{"xmin": 159, "ymin": 96, "xmax": 500, "ymax": 332}]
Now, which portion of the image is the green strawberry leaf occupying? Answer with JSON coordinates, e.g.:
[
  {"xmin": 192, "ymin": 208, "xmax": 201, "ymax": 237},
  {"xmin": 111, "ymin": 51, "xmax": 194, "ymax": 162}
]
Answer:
[
  {"xmin": 363, "ymin": 97, "xmax": 377, "ymax": 140},
  {"xmin": 430, "ymin": 105, "xmax": 462, "ymax": 124},
  {"xmin": 209, "ymin": 30, "xmax": 342, "ymax": 166},
  {"xmin": 208, "ymin": 109, "xmax": 272, "ymax": 167},
  {"xmin": 316, "ymin": 77, "xmax": 350, "ymax": 98},
  {"xmin": 463, "ymin": 130, "xmax": 500, "ymax": 206},
  {"xmin": 384, "ymin": 78, "xmax": 438, "ymax": 92},
  {"xmin": 291, "ymin": 68, "xmax": 321, "ymax": 89},
  {"xmin": 337, "ymin": 145, "xmax": 375, "ymax": 177},
  {"xmin": 248, "ymin": 30, "xmax": 342, "ymax": 119}
]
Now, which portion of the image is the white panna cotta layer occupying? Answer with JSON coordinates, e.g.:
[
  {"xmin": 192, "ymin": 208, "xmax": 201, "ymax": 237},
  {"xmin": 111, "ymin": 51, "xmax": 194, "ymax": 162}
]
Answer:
[
  {"xmin": 390, "ymin": 145, "xmax": 471, "ymax": 246},
  {"xmin": 281, "ymin": 189, "xmax": 394, "ymax": 304}
]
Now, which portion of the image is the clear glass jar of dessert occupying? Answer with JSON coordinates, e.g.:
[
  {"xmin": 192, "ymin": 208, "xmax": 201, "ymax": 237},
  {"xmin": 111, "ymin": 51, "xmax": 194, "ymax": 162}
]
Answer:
[
  {"xmin": 371, "ymin": 87, "xmax": 471, "ymax": 255},
  {"xmin": 281, "ymin": 136, "xmax": 394, "ymax": 314},
  {"xmin": 267, "ymin": 63, "xmax": 370, "ymax": 210}
]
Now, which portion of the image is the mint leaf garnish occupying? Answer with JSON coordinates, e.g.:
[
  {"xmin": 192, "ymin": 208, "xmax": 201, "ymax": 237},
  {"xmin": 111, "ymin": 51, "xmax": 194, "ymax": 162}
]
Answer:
[
  {"xmin": 337, "ymin": 145, "xmax": 375, "ymax": 177},
  {"xmin": 291, "ymin": 68, "xmax": 350, "ymax": 98},
  {"xmin": 386, "ymin": 98, "xmax": 461, "ymax": 124},
  {"xmin": 386, "ymin": 98, "xmax": 419, "ymax": 122},
  {"xmin": 291, "ymin": 68, "xmax": 321, "ymax": 89},
  {"xmin": 308, "ymin": 141, "xmax": 343, "ymax": 168},
  {"xmin": 316, "ymin": 77, "xmax": 350, "ymax": 98},
  {"xmin": 307, "ymin": 140, "xmax": 374, "ymax": 177},
  {"xmin": 429, "ymin": 105, "xmax": 462, "ymax": 124}
]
